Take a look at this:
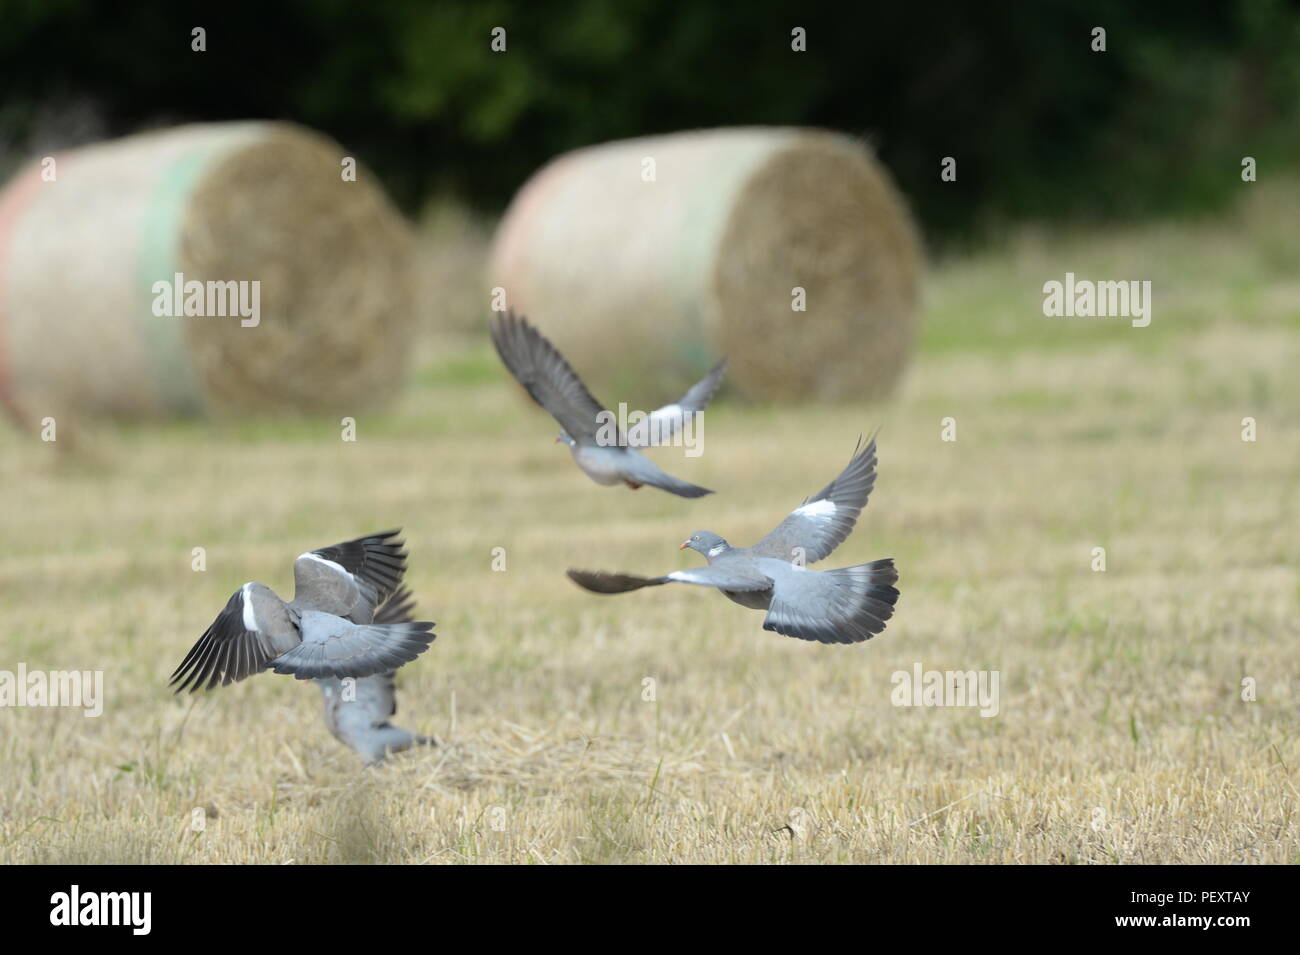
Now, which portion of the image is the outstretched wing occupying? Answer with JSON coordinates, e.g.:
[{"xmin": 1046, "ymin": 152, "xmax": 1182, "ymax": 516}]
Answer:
[
  {"xmin": 169, "ymin": 586, "xmax": 285, "ymax": 693},
  {"xmin": 625, "ymin": 359, "xmax": 726, "ymax": 447},
  {"xmin": 566, "ymin": 569, "xmax": 668, "ymax": 594},
  {"xmin": 490, "ymin": 311, "xmax": 609, "ymax": 442},
  {"xmin": 567, "ymin": 564, "xmax": 769, "ymax": 594},
  {"xmin": 293, "ymin": 529, "xmax": 408, "ymax": 621},
  {"xmin": 749, "ymin": 436, "xmax": 879, "ymax": 564}
]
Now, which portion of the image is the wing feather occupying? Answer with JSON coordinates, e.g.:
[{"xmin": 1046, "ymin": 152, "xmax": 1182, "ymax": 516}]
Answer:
[
  {"xmin": 567, "ymin": 564, "xmax": 768, "ymax": 594},
  {"xmin": 749, "ymin": 436, "xmax": 879, "ymax": 564},
  {"xmin": 626, "ymin": 359, "xmax": 726, "ymax": 447},
  {"xmin": 169, "ymin": 588, "xmax": 282, "ymax": 693},
  {"xmin": 489, "ymin": 311, "xmax": 609, "ymax": 442},
  {"xmin": 294, "ymin": 529, "xmax": 409, "ymax": 620}
]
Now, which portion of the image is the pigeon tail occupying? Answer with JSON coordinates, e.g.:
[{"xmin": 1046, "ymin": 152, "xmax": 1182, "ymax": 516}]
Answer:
[
  {"xmin": 271, "ymin": 619, "xmax": 437, "ymax": 680},
  {"xmin": 763, "ymin": 558, "xmax": 899, "ymax": 644},
  {"xmin": 642, "ymin": 474, "xmax": 713, "ymax": 498},
  {"xmin": 358, "ymin": 726, "xmax": 437, "ymax": 766},
  {"xmin": 622, "ymin": 455, "xmax": 713, "ymax": 498}
]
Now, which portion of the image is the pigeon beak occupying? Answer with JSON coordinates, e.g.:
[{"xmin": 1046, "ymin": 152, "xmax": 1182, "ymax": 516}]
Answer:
[
  {"xmin": 554, "ymin": 436, "xmax": 562, "ymax": 443},
  {"xmin": 679, "ymin": 540, "xmax": 690, "ymax": 550}
]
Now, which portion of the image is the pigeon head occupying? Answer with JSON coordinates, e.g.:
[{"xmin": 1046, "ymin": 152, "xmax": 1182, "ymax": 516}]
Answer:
[
  {"xmin": 680, "ymin": 531, "xmax": 730, "ymax": 558},
  {"xmin": 555, "ymin": 429, "xmax": 576, "ymax": 448}
]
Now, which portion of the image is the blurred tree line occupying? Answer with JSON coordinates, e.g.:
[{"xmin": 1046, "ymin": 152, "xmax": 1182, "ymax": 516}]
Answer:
[{"xmin": 3, "ymin": 0, "xmax": 1298, "ymax": 243}]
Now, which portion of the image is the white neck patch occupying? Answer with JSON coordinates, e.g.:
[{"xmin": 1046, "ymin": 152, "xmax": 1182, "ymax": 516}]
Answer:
[{"xmin": 707, "ymin": 544, "xmax": 727, "ymax": 557}]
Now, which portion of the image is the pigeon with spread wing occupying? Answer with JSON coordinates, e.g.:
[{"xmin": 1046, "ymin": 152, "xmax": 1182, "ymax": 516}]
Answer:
[
  {"xmin": 567, "ymin": 437, "xmax": 899, "ymax": 644},
  {"xmin": 169, "ymin": 530, "xmax": 436, "ymax": 692},
  {"xmin": 490, "ymin": 311, "xmax": 724, "ymax": 498}
]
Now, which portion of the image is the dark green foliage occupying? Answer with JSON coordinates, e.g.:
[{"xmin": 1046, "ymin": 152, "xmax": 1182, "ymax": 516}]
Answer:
[{"xmin": 2, "ymin": 0, "xmax": 1297, "ymax": 242}]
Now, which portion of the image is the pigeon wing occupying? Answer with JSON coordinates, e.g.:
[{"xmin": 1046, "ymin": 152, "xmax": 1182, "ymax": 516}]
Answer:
[
  {"xmin": 626, "ymin": 359, "xmax": 726, "ymax": 447},
  {"xmin": 749, "ymin": 436, "xmax": 879, "ymax": 564},
  {"xmin": 566, "ymin": 569, "xmax": 669, "ymax": 594},
  {"xmin": 567, "ymin": 564, "xmax": 769, "ymax": 594},
  {"xmin": 293, "ymin": 529, "xmax": 408, "ymax": 620},
  {"xmin": 169, "ymin": 587, "xmax": 288, "ymax": 693},
  {"xmin": 490, "ymin": 311, "xmax": 609, "ymax": 443},
  {"xmin": 371, "ymin": 585, "xmax": 416, "ymax": 628}
]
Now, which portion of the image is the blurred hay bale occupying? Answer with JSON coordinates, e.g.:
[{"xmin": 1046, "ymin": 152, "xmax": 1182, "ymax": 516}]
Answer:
[
  {"xmin": 0, "ymin": 122, "xmax": 413, "ymax": 424},
  {"xmin": 488, "ymin": 127, "xmax": 921, "ymax": 402}
]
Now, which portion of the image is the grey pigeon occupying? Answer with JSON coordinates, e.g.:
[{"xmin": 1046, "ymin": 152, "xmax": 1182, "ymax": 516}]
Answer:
[
  {"xmin": 169, "ymin": 530, "xmax": 436, "ymax": 692},
  {"xmin": 567, "ymin": 437, "xmax": 899, "ymax": 644},
  {"xmin": 316, "ymin": 584, "xmax": 436, "ymax": 765},
  {"xmin": 490, "ymin": 311, "xmax": 724, "ymax": 498}
]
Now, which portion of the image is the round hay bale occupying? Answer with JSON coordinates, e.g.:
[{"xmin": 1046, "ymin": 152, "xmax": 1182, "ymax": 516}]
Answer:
[
  {"xmin": 0, "ymin": 121, "xmax": 413, "ymax": 424},
  {"xmin": 488, "ymin": 127, "xmax": 921, "ymax": 403}
]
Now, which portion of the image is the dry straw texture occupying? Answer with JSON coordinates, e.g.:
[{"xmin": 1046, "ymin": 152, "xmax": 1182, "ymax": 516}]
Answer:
[
  {"xmin": 0, "ymin": 122, "xmax": 413, "ymax": 424},
  {"xmin": 0, "ymin": 321, "xmax": 1294, "ymax": 864},
  {"xmin": 489, "ymin": 127, "xmax": 921, "ymax": 402}
]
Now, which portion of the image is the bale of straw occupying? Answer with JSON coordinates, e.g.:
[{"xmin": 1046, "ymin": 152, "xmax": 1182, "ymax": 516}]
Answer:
[
  {"xmin": 487, "ymin": 127, "xmax": 922, "ymax": 403},
  {"xmin": 0, "ymin": 122, "xmax": 413, "ymax": 424}
]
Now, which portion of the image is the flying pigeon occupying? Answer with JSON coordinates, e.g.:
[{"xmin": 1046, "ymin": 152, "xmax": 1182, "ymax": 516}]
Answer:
[
  {"xmin": 315, "ymin": 585, "xmax": 436, "ymax": 765},
  {"xmin": 489, "ymin": 311, "xmax": 724, "ymax": 498},
  {"xmin": 169, "ymin": 530, "xmax": 436, "ymax": 692},
  {"xmin": 567, "ymin": 437, "xmax": 900, "ymax": 644}
]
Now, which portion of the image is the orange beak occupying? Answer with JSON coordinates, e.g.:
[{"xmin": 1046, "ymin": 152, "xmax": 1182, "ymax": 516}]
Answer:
[{"xmin": 679, "ymin": 540, "xmax": 690, "ymax": 550}]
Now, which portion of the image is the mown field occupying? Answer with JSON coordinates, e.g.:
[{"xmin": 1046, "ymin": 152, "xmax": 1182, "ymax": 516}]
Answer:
[{"xmin": 1, "ymin": 183, "xmax": 1296, "ymax": 864}]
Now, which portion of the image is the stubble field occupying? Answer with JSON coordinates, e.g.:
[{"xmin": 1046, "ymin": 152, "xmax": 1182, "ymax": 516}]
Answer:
[{"xmin": 1, "ymin": 185, "xmax": 1297, "ymax": 864}]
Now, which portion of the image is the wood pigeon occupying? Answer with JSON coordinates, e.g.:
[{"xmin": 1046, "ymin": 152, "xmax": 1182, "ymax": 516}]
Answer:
[
  {"xmin": 169, "ymin": 530, "xmax": 436, "ymax": 692},
  {"xmin": 490, "ymin": 311, "xmax": 725, "ymax": 498},
  {"xmin": 567, "ymin": 437, "xmax": 900, "ymax": 644}
]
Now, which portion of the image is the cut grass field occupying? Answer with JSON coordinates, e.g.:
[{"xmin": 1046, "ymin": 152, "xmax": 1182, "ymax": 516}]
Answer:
[{"xmin": 1, "ymin": 185, "xmax": 1297, "ymax": 864}]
